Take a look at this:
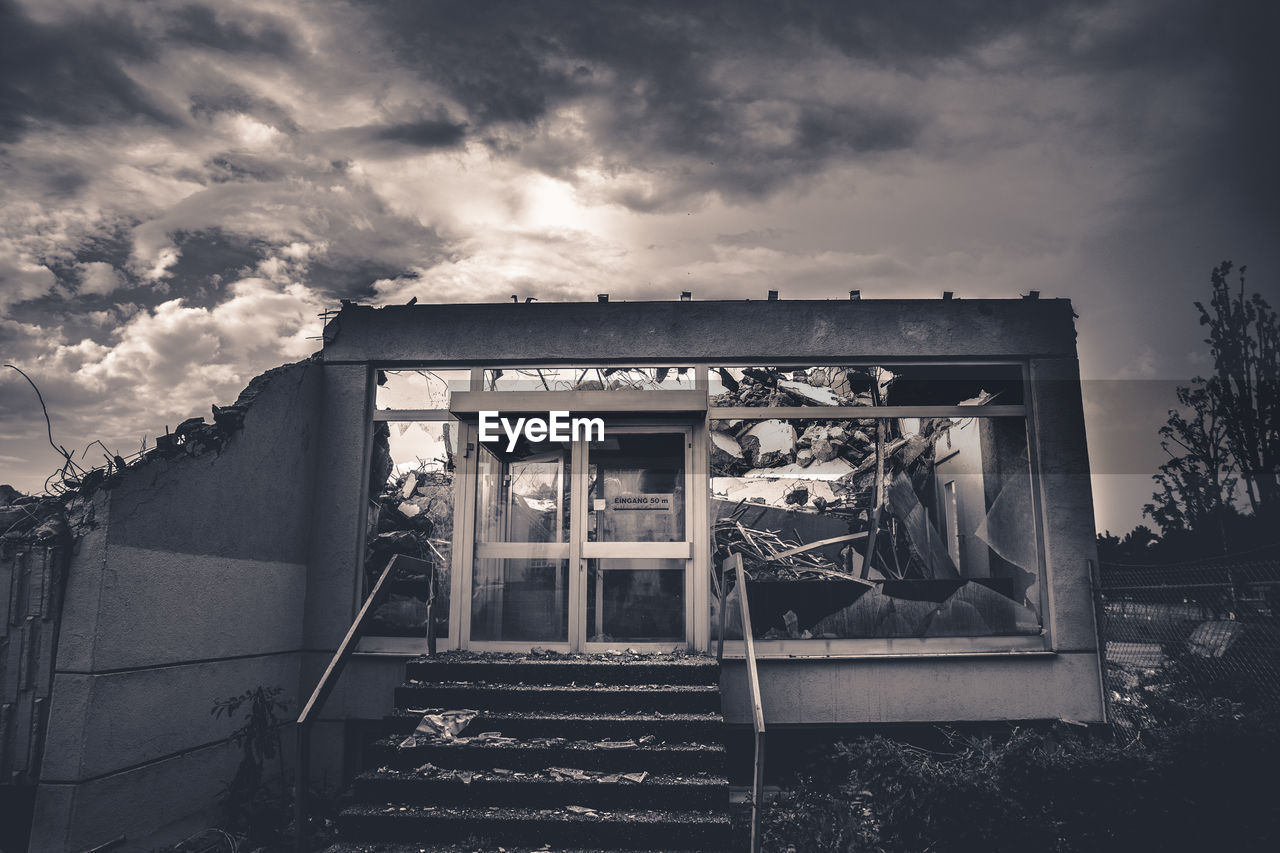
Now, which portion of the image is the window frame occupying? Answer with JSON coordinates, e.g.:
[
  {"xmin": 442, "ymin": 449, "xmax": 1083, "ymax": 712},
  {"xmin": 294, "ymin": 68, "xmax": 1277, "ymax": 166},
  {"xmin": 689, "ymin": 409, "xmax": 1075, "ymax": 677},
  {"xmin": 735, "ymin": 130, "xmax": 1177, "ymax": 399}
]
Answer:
[
  {"xmin": 706, "ymin": 359, "xmax": 1051, "ymax": 659},
  {"xmin": 362, "ymin": 360, "xmax": 1052, "ymax": 658}
]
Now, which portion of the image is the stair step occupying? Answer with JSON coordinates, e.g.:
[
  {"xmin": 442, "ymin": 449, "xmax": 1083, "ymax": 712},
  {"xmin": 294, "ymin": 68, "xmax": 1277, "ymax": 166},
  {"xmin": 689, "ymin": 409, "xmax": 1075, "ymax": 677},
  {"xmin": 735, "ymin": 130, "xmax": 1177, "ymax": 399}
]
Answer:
[
  {"xmin": 336, "ymin": 805, "xmax": 730, "ymax": 848},
  {"xmin": 395, "ymin": 682, "xmax": 721, "ymax": 713},
  {"xmin": 405, "ymin": 655, "xmax": 720, "ymax": 687},
  {"xmin": 367, "ymin": 735, "xmax": 725, "ymax": 775},
  {"xmin": 352, "ymin": 768, "xmax": 726, "ymax": 810},
  {"xmin": 389, "ymin": 710, "xmax": 725, "ymax": 742},
  {"xmin": 326, "ymin": 843, "xmax": 727, "ymax": 853}
]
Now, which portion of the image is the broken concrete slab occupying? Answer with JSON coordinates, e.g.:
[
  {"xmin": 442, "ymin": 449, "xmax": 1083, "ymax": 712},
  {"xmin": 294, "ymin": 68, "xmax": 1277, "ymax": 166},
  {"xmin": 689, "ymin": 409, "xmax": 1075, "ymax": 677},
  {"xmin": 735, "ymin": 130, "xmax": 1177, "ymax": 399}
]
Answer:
[{"xmin": 739, "ymin": 420, "xmax": 796, "ymax": 467}]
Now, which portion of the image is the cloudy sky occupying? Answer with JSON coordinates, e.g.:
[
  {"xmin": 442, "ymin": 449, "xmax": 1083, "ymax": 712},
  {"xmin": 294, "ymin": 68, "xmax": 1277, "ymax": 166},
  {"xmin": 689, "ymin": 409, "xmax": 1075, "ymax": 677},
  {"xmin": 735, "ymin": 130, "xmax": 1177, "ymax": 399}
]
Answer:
[{"xmin": 1, "ymin": 0, "xmax": 1276, "ymax": 533}]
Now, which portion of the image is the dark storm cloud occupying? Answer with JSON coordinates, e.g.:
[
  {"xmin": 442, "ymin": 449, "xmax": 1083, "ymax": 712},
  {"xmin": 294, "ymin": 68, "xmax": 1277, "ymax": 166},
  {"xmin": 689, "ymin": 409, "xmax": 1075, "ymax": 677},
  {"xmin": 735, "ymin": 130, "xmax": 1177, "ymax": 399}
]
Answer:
[
  {"xmin": 0, "ymin": 0, "xmax": 172, "ymax": 143},
  {"xmin": 371, "ymin": 118, "xmax": 470, "ymax": 149},
  {"xmin": 165, "ymin": 3, "xmax": 297, "ymax": 56},
  {"xmin": 362, "ymin": 0, "xmax": 964, "ymax": 206},
  {"xmin": 0, "ymin": 1, "xmax": 302, "ymax": 147},
  {"xmin": 360, "ymin": 0, "xmax": 1277, "ymax": 218}
]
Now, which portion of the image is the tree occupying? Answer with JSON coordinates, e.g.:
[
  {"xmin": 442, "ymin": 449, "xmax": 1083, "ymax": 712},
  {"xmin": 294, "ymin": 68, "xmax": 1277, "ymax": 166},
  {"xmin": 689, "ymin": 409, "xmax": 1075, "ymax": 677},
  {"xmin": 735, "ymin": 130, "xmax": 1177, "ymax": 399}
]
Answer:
[
  {"xmin": 1196, "ymin": 262, "xmax": 1279, "ymax": 523},
  {"xmin": 1097, "ymin": 524, "xmax": 1160, "ymax": 564},
  {"xmin": 1144, "ymin": 261, "xmax": 1279, "ymax": 550},
  {"xmin": 1144, "ymin": 379, "xmax": 1237, "ymax": 548}
]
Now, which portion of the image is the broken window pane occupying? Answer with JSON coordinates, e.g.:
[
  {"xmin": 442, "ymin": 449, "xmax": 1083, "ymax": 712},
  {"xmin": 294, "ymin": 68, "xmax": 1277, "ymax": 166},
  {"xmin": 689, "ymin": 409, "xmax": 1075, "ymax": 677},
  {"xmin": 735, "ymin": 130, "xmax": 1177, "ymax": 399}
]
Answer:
[
  {"xmin": 710, "ymin": 366, "xmax": 881, "ymax": 407},
  {"xmin": 709, "ymin": 364, "xmax": 1023, "ymax": 407},
  {"xmin": 878, "ymin": 364, "xmax": 1024, "ymax": 407},
  {"xmin": 710, "ymin": 416, "xmax": 1041, "ymax": 640},
  {"xmin": 375, "ymin": 369, "xmax": 471, "ymax": 410},
  {"xmin": 365, "ymin": 420, "xmax": 458, "ymax": 638},
  {"xmin": 483, "ymin": 367, "xmax": 694, "ymax": 392}
]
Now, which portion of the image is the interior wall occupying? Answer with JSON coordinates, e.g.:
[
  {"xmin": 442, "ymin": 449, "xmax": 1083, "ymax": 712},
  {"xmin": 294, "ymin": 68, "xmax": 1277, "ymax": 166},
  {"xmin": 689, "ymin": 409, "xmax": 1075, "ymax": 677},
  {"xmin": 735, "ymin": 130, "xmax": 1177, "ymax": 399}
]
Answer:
[{"xmin": 30, "ymin": 357, "xmax": 323, "ymax": 853}]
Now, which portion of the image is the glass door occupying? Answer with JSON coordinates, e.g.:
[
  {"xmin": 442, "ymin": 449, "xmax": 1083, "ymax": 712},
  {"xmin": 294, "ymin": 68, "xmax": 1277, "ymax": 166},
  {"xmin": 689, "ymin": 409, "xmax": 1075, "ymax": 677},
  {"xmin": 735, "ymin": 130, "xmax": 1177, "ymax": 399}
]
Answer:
[
  {"xmin": 465, "ymin": 423, "xmax": 692, "ymax": 651},
  {"xmin": 469, "ymin": 435, "xmax": 573, "ymax": 649},
  {"xmin": 577, "ymin": 427, "xmax": 693, "ymax": 650}
]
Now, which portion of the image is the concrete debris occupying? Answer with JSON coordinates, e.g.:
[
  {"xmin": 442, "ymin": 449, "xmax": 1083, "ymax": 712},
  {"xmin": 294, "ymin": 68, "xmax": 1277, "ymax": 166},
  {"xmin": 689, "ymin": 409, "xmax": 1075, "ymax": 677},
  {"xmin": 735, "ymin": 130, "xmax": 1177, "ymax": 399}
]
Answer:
[
  {"xmin": 711, "ymin": 366, "xmax": 880, "ymax": 407},
  {"xmin": 777, "ymin": 379, "xmax": 842, "ymax": 406},
  {"xmin": 1, "ymin": 487, "xmax": 96, "ymax": 545},
  {"xmin": 739, "ymin": 420, "xmax": 797, "ymax": 467},
  {"xmin": 709, "ymin": 430, "xmax": 745, "ymax": 470},
  {"xmin": 8, "ymin": 356, "xmax": 320, "ymax": 550},
  {"xmin": 366, "ymin": 453, "xmax": 456, "ymax": 636},
  {"xmin": 711, "ymin": 405, "xmax": 1043, "ymax": 639}
]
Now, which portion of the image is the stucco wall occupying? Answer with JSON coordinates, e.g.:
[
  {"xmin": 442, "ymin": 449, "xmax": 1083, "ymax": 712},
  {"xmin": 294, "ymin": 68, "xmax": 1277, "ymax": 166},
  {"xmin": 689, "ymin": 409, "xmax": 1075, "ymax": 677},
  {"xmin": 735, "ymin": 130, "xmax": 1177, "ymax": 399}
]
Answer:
[{"xmin": 31, "ymin": 357, "xmax": 323, "ymax": 853}]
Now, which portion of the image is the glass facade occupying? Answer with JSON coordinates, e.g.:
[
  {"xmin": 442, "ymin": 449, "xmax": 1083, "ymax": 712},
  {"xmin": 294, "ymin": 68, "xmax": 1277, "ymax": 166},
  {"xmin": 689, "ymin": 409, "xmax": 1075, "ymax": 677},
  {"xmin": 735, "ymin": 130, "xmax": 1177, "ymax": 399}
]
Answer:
[{"xmin": 369, "ymin": 361, "xmax": 1045, "ymax": 652}]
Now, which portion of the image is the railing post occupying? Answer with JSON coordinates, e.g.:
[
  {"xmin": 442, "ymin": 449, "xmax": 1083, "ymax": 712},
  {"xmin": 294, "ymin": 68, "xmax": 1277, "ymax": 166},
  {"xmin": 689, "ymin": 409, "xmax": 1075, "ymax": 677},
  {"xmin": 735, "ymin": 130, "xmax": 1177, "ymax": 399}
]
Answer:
[
  {"xmin": 716, "ymin": 557, "xmax": 727, "ymax": 662},
  {"xmin": 427, "ymin": 560, "xmax": 437, "ymax": 658},
  {"xmin": 294, "ymin": 722, "xmax": 310, "ymax": 853},
  {"xmin": 752, "ymin": 728, "xmax": 766, "ymax": 853},
  {"xmin": 724, "ymin": 553, "xmax": 765, "ymax": 853},
  {"xmin": 291, "ymin": 554, "xmax": 427, "ymax": 853}
]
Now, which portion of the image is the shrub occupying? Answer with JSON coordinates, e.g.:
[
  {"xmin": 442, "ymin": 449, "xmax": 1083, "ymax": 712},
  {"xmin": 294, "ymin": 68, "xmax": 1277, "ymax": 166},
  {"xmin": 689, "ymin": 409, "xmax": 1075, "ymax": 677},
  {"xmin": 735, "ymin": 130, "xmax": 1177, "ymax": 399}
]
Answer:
[{"xmin": 762, "ymin": 703, "xmax": 1280, "ymax": 852}]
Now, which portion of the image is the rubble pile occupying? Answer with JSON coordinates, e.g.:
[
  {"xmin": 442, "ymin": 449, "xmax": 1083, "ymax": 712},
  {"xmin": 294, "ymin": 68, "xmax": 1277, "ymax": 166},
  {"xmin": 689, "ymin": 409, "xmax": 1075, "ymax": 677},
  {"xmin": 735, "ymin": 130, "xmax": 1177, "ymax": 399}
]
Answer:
[
  {"xmin": 3, "ymin": 356, "xmax": 319, "ymax": 547},
  {"xmin": 713, "ymin": 517, "xmax": 859, "ymax": 581},
  {"xmin": 711, "ymin": 412, "xmax": 959, "ymax": 580},
  {"xmin": 0, "ymin": 485, "xmax": 91, "ymax": 547},
  {"xmin": 365, "ymin": 432, "xmax": 456, "ymax": 636},
  {"xmin": 710, "ymin": 365, "xmax": 884, "ymax": 408},
  {"xmin": 708, "ymin": 368, "xmax": 1042, "ymax": 640},
  {"xmin": 489, "ymin": 366, "xmax": 693, "ymax": 392}
]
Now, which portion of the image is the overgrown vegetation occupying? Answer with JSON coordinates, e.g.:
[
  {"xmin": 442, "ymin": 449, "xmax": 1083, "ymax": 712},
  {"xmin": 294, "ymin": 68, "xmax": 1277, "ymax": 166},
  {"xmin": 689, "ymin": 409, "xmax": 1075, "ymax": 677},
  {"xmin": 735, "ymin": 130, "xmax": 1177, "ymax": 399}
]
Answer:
[
  {"xmin": 762, "ymin": 703, "xmax": 1280, "ymax": 853},
  {"xmin": 211, "ymin": 686, "xmax": 291, "ymax": 849}
]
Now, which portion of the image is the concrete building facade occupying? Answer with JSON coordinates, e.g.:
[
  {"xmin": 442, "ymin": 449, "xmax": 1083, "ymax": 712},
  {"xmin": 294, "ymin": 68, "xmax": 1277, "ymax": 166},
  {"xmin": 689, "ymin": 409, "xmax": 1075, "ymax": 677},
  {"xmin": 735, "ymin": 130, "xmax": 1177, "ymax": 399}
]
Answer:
[{"xmin": 27, "ymin": 297, "xmax": 1105, "ymax": 850}]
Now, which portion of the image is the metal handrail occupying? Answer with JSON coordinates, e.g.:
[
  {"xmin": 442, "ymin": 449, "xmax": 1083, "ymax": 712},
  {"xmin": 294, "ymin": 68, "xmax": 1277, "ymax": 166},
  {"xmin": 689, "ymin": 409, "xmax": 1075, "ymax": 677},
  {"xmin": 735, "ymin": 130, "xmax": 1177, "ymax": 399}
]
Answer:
[
  {"xmin": 293, "ymin": 553, "xmax": 435, "ymax": 852},
  {"xmin": 716, "ymin": 552, "xmax": 765, "ymax": 853}
]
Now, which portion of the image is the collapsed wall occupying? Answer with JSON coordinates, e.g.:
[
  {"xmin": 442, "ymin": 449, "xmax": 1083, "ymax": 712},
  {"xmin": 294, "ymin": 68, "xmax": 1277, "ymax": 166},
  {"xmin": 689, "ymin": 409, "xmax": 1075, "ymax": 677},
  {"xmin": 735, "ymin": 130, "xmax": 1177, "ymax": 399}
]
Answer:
[{"xmin": 26, "ymin": 355, "xmax": 323, "ymax": 853}]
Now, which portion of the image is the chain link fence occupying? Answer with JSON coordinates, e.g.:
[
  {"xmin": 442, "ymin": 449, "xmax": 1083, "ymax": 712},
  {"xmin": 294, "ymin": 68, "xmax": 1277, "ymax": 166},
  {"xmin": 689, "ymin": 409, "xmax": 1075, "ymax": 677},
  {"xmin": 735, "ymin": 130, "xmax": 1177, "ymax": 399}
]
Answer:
[{"xmin": 1096, "ymin": 553, "xmax": 1280, "ymax": 730}]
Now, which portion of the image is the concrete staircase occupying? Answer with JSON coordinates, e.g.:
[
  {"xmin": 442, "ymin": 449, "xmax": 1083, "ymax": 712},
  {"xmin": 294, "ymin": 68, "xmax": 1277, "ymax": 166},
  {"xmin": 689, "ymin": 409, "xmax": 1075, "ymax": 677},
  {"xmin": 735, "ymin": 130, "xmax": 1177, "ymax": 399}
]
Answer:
[{"xmin": 327, "ymin": 653, "xmax": 732, "ymax": 852}]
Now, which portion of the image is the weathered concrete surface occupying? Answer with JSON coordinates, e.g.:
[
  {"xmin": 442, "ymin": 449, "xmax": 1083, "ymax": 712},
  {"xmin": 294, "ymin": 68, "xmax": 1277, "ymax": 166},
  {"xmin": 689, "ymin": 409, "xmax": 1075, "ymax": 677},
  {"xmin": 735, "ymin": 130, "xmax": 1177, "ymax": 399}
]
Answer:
[
  {"xmin": 303, "ymin": 363, "xmax": 371, "ymax": 650},
  {"xmin": 62, "ymin": 546, "xmax": 304, "ymax": 670},
  {"xmin": 41, "ymin": 654, "xmax": 300, "ymax": 781},
  {"xmin": 1028, "ymin": 357, "xmax": 1103, "ymax": 654},
  {"xmin": 31, "ymin": 357, "xmax": 323, "ymax": 852},
  {"xmin": 32, "ymin": 739, "xmax": 242, "ymax": 853},
  {"xmin": 324, "ymin": 299, "xmax": 1080, "ymax": 364}
]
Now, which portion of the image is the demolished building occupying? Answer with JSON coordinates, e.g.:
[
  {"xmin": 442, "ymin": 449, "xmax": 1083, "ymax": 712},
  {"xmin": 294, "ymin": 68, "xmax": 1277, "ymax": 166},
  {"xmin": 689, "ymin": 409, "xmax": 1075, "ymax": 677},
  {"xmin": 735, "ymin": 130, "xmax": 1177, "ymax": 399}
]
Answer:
[{"xmin": 14, "ymin": 297, "xmax": 1106, "ymax": 850}]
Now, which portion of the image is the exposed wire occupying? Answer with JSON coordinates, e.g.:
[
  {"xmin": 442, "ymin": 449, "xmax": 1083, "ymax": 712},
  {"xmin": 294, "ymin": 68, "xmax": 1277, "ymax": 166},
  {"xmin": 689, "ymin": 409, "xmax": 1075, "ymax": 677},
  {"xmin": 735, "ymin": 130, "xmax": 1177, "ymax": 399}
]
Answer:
[{"xmin": 4, "ymin": 363, "xmax": 72, "ymax": 470}]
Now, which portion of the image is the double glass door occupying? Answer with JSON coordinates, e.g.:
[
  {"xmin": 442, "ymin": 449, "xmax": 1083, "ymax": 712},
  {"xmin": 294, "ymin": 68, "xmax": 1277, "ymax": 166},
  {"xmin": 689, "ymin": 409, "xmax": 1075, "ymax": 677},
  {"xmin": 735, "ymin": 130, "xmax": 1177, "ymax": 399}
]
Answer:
[{"xmin": 465, "ymin": 424, "xmax": 693, "ymax": 651}]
